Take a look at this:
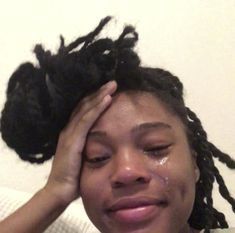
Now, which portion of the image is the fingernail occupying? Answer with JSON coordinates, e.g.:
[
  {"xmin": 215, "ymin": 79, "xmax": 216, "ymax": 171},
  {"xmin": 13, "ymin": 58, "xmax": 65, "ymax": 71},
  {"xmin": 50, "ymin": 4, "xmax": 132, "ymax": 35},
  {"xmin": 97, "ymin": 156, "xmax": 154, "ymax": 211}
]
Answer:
[{"xmin": 102, "ymin": 80, "xmax": 115, "ymax": 89}]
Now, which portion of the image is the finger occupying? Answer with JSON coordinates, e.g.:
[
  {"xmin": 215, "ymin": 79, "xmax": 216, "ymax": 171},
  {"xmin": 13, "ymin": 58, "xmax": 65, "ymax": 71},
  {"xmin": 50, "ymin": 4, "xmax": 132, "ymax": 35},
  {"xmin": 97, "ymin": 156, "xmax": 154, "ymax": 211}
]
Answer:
[
  {"xmin": 61, "ymin": 81, "xmax": 116, "ymax": 148},
  {"xmin": 70, "ymin": 80, "xmax": 117, "ymax": 122},
  {"xmin": 68, "ymin": 94, "xmax": 112, "ymax": 154},
  {"xmin": 83, "ymin": 80, "xmax": 117, "ymax": 105},
  {"xmin": 73, "ymin": 80, "xmax": 117, "ymax": 118}
]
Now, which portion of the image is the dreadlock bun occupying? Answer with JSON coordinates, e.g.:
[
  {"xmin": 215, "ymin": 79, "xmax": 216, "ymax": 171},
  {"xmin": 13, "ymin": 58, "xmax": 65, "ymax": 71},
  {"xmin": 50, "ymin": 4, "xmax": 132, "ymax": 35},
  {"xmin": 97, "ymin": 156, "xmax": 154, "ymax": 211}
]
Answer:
[{"xmin": 0, "ymin": 16, "xmax": 140, "ymax": 163}]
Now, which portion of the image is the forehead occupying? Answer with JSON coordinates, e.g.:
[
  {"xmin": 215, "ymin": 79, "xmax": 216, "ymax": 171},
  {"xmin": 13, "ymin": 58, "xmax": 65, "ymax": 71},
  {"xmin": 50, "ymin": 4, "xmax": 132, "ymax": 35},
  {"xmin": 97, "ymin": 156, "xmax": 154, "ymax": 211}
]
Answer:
[{"xmin": 91, "ymin": 91, "xmax": 185, "ymax": 133}]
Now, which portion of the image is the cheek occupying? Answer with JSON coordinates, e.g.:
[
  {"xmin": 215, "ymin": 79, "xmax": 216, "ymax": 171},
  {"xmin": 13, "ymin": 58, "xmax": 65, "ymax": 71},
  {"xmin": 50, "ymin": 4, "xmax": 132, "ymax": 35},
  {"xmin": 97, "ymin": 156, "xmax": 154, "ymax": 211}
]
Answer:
[
  {"xmin": 149, "ymin": 146, "xmax": 197, "ymax": 222},
  {"xmin": 162, "ymin": 154, "xmax": 196, "ymax": 220},
  {"xmin": 149, "ymin": 155, "xmax": 196, "ymax": 202},
  {"xmin": 79, "ymin": 167, "xmax": 109, "ymax": 216},
  {"xmin": 167, "ymin": 161, "xmax": 196, "ymax": 210},
  {"xmin": 80, "ymin": 168, "xmax": 103, "ymax": 198}
]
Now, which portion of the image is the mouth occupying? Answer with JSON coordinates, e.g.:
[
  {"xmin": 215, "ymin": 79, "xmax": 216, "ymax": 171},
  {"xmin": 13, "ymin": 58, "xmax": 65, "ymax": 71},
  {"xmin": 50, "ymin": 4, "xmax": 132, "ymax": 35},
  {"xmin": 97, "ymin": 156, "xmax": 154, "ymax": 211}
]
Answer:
[{"xmin": 106, "ymin": 197, "xmax": 168, "ymax": 223}]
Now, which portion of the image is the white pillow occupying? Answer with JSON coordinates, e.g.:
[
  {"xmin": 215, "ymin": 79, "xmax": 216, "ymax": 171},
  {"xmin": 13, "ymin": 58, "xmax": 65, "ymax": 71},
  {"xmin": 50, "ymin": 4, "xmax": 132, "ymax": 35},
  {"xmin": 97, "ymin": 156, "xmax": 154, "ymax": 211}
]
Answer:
[{"xmin": 0, "ymin": 186, "xmax": 99, "ymax": 233}]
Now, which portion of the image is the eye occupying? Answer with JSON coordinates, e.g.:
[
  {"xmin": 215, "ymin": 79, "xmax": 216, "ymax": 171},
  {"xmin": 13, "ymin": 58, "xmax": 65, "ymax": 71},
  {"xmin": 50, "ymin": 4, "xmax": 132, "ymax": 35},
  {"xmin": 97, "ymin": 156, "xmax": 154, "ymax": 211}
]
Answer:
[
  {"xmin": 85, "ymin": 154, "xmax": 110, "ymax": 164},
  {"xmin": 144, "ymin": 144, "xmax": 171, "ymax": 157}
]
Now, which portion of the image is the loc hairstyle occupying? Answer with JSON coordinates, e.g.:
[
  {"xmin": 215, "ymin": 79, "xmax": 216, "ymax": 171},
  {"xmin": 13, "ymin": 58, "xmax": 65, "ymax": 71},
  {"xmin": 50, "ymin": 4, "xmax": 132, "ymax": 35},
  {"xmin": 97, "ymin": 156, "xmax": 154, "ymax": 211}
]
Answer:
[{"xmin": 1, "ymin": 16, "xmax": 235, "ymax": 232}]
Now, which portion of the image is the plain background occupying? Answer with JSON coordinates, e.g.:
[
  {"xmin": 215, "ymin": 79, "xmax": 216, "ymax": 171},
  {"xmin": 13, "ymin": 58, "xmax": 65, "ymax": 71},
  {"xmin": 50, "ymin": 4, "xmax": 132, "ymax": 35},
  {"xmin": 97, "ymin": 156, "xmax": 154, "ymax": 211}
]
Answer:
[{"xmin": 0, "ymin": 0, "xmax": 234, "ymax": 227}]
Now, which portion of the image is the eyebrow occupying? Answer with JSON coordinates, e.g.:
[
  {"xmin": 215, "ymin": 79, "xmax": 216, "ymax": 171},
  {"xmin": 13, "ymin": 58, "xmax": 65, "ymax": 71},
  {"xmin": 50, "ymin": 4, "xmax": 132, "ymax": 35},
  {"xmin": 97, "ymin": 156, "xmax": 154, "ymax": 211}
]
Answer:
[
  {"xmin": 87, "ymin": 131, "xmax": 108, "ymax": 139},
  {"xmin": 131, "ymin": 122, "xmax": 172, "ymax": 134},
  {"xmin": 88, "ymin": 122, "xmax": 172, "ymax": 139}
]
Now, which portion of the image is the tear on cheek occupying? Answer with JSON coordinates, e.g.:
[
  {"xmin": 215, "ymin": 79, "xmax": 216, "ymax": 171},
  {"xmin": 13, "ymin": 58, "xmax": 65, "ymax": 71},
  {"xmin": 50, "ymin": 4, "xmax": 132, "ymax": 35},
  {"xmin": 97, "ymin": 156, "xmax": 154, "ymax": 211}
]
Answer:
[
  {"xmin": 151, "ymin": 157, "xmax": 170, "ymax": 186},
  {"xmin": 159, "ymin": 157, "xmax": 168, "ymax": 165},
  {"xmin": 150, "ymin": 170, "xmax": 169, "ymax": 187}
]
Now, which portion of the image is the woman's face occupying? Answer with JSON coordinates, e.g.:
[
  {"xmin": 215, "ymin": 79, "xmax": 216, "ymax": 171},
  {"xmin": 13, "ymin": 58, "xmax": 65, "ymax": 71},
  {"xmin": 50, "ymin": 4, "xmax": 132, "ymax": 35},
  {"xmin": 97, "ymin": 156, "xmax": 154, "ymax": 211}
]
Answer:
[{"xmin": 80, "ymin": 92, "xmax": 199, "ymax": 233}]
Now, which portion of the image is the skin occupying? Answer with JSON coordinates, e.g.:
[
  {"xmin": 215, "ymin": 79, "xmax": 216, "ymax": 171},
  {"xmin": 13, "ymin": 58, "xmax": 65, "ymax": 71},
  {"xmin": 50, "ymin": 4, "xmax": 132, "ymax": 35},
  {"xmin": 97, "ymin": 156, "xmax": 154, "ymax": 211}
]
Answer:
[{"xmin": 80, "ymin": 91, "xmax": 200, "ymax": 233}]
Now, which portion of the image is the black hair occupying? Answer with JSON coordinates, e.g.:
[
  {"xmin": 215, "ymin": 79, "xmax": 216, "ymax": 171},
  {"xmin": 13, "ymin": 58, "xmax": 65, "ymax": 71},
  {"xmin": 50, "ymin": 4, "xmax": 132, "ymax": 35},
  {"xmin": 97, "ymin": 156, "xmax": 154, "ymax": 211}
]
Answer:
[{"xmin": 1, "ymin": 16, "xmax": 234, "ymax": 233}]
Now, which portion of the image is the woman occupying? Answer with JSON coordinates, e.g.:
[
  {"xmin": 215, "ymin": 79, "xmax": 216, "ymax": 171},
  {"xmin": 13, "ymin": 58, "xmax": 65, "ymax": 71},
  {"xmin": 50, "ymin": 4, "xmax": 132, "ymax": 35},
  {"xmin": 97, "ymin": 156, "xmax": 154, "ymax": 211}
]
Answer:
[{"xmin": 0, "ymin": 16, "xmax": 234, "ymax": 233}]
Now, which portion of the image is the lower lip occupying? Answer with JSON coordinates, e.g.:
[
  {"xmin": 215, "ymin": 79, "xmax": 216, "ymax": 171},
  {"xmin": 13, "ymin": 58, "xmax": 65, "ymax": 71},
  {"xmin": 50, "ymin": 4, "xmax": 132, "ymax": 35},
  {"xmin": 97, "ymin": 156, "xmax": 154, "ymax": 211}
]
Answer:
[{"xmin": 109, "ymin": 204, "xmax": 163, "ymax": 223}]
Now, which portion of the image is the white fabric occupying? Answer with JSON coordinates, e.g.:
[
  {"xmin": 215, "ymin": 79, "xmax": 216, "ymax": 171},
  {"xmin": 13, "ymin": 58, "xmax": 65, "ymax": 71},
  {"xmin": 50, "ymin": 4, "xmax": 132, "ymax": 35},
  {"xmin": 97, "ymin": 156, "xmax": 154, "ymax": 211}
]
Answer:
[
  {"xmin": 205, "ymin": 229, "xmax": 235, "ymax": 233},
  {"xmin": 0, "ymin": 186, "xmax": 99, "ymax": 233},
  {"xmin": 204, "ymin": 228, "xmax": 235, "ymax": 233}
]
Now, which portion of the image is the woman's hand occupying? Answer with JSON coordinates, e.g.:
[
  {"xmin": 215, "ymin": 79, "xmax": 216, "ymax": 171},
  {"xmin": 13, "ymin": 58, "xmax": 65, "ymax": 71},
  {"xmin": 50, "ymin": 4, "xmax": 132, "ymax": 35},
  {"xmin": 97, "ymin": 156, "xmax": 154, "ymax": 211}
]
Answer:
[
  {"xmin": 0, "ymin": 81, "xmax": 117, "ymax": 233},
  {"xmin": 44, "ymin": 80, "xmax": 117, "ymax": 205}
]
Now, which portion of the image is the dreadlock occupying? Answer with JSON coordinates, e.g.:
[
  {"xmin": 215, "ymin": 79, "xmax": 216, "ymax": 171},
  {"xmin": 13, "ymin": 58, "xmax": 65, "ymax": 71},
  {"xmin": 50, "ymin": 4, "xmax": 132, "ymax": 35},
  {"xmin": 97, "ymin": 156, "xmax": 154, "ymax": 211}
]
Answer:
[
  {"xmin": 0, "ymin": 16, "xmax": 139, "ymax": 163},
  {"xmin": 0, "ymin": 16, "xmax": 234, "ymax": 232}
]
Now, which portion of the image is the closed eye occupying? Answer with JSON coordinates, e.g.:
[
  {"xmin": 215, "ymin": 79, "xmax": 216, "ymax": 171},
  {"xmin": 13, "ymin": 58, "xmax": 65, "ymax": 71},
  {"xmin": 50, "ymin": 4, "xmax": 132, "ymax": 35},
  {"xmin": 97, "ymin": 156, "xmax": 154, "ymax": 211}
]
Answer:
[
  {"xmin": 85, "ymin": 155, "xmax": 110, "ymax": 164},
  {"xmin": 144, "ymin": 144, "xmax": 172, "ymax": 157}
]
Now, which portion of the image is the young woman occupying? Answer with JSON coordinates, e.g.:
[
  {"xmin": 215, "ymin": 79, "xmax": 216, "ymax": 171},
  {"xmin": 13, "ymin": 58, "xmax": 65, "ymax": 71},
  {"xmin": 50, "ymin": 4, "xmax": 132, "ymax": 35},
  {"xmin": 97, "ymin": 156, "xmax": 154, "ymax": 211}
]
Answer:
[{"xmin": 0, "ymin": 16, "xmax": 234, "ymax": 233}]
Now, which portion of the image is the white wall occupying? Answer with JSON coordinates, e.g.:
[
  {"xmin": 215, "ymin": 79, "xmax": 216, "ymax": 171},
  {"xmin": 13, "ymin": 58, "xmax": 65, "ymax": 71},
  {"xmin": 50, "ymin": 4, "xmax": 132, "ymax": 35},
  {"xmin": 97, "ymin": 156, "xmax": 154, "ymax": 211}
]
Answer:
[{"xmin": 0, "ymin": 0, "xmax": 234, "ymax": 227}]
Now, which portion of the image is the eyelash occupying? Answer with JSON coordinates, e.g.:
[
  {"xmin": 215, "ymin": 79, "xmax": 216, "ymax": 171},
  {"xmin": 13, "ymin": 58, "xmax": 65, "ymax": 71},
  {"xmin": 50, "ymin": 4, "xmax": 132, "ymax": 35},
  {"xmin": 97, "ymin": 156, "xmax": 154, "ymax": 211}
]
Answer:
[
  {"xmin": 144, "ymin": 144, "xmax": 171, "ymax": 157},
  {"xmin": 85, "ymin": 144, "xmax": 171, "ymax": 164},
  {"xmin": 85, "ymin": 155, "xmax": 110, "ymax": 164}
]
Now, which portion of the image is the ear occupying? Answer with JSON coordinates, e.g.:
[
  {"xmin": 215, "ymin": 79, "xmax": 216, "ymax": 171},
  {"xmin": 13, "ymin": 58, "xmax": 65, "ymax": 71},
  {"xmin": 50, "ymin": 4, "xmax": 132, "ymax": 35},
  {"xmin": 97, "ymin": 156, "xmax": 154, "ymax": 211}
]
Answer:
[{"xmin": 192, "ymin": 151, "xmax": 200, "ymax": 183}]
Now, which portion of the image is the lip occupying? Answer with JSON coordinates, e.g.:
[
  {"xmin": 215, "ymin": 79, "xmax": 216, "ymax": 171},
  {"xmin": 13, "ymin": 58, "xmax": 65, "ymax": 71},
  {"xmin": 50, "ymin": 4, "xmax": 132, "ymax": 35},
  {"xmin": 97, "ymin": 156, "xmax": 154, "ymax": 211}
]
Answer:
[{"xmin": 106, "ymin": 197, "xmax": 168, "ymax": 223}]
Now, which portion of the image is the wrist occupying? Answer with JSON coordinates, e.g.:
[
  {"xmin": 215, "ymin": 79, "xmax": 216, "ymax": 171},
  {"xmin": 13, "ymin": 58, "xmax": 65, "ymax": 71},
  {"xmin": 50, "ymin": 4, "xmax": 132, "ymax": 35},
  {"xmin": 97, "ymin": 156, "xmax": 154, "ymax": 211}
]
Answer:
[{"xmin": 43, "ymin": 182, "xmax": 79, "ymax": 207}]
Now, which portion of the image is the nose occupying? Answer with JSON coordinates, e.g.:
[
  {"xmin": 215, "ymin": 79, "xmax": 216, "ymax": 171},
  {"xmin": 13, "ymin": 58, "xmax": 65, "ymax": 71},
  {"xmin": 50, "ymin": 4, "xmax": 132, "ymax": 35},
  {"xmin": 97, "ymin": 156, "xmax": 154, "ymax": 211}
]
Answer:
[{"xmin": 110, "ymin": 148, "xmax": 151, "ymax": 188}]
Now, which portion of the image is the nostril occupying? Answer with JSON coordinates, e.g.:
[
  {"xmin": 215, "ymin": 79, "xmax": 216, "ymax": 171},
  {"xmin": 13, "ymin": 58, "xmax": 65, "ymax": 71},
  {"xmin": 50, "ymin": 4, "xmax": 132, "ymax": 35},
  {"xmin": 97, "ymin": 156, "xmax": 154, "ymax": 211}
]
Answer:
[
  {"xmin": 112, "ymin": 181, "xmax": 124, "ymax": 188},
  {"xmin": 136, "ymin": 176, "xmax": 148, "ymax": 183},
  {"xmin": 112, "ymin": 175, "xmax": 150, "ymax": 189}
]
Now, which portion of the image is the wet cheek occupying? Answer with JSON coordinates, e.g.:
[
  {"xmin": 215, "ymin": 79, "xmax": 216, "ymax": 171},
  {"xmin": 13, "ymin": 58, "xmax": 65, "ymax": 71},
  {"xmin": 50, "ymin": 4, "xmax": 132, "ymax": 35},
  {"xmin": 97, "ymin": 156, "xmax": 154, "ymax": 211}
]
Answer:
[
  {"xmin": 150, "ymin": 157, "xmax": 196, "ymax": 225},
  {"xmin": 165, "ymin": 161, "xmax": 196, "ymax": 220},
  {"xmin": 149, "ymin": 156, "xmax": 195, "ymax": 200},
  {"xmin": 148, "ymin": 156, "xmax": 171, "ymax": 186}
]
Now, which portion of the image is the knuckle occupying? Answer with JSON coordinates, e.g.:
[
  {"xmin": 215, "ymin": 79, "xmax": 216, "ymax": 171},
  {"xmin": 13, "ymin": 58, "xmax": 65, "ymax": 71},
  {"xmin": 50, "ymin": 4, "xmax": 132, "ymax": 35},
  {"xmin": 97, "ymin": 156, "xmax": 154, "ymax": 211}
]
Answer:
[
  {"xmin": 80, "ymin": 94, "xmax": 94, "ymax": 105},
  {"xmin": 79, "ymin": 115, "xmax": 89, "ymax": 125},
  {"xmin": 58, "ymin": 135, "xmax": 74, "ymax": 151}
]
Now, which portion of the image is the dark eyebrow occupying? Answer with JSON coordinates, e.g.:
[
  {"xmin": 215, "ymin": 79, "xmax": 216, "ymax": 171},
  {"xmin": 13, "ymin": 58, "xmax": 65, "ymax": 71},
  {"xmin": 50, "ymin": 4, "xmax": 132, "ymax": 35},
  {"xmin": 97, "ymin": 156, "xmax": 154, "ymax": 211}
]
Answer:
[
  {"xmin": 131, "ymin": 122, "xmax": 172, "ymax": 134},
  {"xmin": 88, "ymin": 122, "xmax": 172, "ymax": 140},
  {"xmin": 87, "ymin": 131, "xmax": 108, "ymax": 139}
]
